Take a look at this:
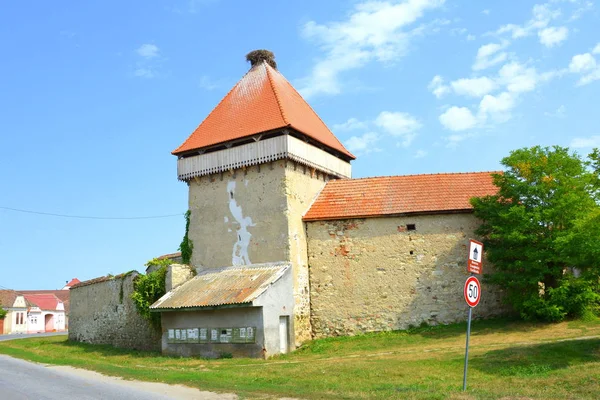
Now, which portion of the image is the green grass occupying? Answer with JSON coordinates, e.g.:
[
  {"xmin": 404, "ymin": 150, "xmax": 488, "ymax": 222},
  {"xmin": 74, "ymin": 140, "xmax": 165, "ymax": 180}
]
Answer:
[{"xmin": 1, "ymin": 317, "xmax": 599, "ymax": 399}]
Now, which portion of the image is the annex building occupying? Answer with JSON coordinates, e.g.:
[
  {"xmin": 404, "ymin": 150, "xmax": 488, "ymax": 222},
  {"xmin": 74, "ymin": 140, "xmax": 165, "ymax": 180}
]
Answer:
[{"xmin": 70, "ymin": 51, "xmax": 505, "ymax": 358}]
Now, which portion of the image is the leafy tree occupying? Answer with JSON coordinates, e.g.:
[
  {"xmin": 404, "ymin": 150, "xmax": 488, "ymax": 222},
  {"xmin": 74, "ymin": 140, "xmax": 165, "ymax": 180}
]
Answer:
[
  {"xmin": 0, "ymin": 308, "xmax": 6, "ymax": 320},
  {"xmin": 471, "ymin": 146, "xmax": 600, "ymax": 321},
  {"xmin": 131, "ymin": 258, "xmax": 170, "ymax": 328}
]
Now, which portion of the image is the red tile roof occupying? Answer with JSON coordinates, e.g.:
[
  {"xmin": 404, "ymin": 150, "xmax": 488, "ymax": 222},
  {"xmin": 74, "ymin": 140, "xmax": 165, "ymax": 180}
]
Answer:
[
  {"xmin": 172, "ymin": 61, "xmax": 354, "ymax": 159},
  {"xmin": 23, "ymin": 294, "xmax": 62, "ymax": 311},
  {"xmin": 303, "ymin": 172, "xmax": 500, "ymax": 221},
  {"xmin": 65, "ymin": 278, "xmax": 81, "ymax": 287}
]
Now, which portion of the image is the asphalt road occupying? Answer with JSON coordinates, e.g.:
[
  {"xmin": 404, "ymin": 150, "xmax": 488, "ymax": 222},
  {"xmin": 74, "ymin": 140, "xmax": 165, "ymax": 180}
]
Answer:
[
  {"xmin": 0, "ymin": 355, "xmax": 236, "ymax": 400},
  {"xmin": 0, "ymin": 332, "xmax": 67, "ymax": 342}
]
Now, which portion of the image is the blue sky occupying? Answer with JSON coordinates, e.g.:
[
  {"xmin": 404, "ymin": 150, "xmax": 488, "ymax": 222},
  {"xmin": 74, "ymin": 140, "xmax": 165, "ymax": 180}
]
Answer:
[{"xmin": 1, "ymin": 0, "xmax": 598, "ymax": 289}]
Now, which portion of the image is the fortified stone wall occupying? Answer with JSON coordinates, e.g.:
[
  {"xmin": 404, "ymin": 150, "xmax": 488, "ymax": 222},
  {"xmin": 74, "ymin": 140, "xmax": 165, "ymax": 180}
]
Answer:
[
  {"xmin": 69, "ymin": 273, "xmax": 161, "ymax": 351},
  {"xmin": 187, "ymin": 160, "xmax": 330, "ymax": 344},
  {"xmin": 283, "ymin": 164, "xmax": 329, "ymax": 345},
  {"xmin": 307, "ymin": 213, "xmax": 507, "ymax": 338}
]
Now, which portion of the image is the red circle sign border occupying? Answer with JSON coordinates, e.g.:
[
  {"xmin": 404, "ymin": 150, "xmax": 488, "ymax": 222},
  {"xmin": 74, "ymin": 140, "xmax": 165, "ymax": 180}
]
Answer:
[{"xmin": 464, "ymin": 276, "xmax": 481, "ymax": 307}]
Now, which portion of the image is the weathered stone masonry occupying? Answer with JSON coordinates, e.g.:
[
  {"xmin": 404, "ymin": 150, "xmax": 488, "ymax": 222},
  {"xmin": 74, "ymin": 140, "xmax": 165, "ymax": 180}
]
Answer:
[
  {"xmin": 307, "ymin": 214, "xmax": 506, "ymax": 338},
  {"xmin": 69, "ymin": 273, "xmax": 161, "ymax": 351},
  {"xmin": 187, "ymin": 160, "xmax": 331, "ymax": 345}
]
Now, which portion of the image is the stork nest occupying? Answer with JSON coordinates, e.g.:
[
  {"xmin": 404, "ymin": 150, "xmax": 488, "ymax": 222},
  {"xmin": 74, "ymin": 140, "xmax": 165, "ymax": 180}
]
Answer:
[{"xmin": 246, "ymin": 49, "xmax": 277, "ymax": 69}]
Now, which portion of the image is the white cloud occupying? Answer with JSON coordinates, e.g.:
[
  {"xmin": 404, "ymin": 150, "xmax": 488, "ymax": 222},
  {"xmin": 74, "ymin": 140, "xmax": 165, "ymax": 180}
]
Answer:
[
  {"xmin": 498, "ymin": 62, "xmax": 539, "ymax": 93},
  {"xmin": 569, "ymin": 53, "xmax": 597, "ymax": 73},
  {"xmin": 414, "ymin": 149, "xmax": 428, "ymax": 158},
  {"xmin": 544, "ymin": 105, "xmax": 566, "ymax": 118},
  {"xmin": 451, "ymin": 77, "xmax": 497, "ymax": 97},
  {"xmin": 482, "ymin": 9, "xmax": 490, "ymax": 15},
  {"xmin": 578, "ymin": 69, "xmax": 600, "ymax": 86},
  {"xmin": 479, "ymin": 92, "xmax": 516, "ymax": 123},
  {"xmin": 538, "ymin": 26, "xmax": 569, "ymax": 47},
  {"xmin": 375, "ymin": 111, "xmax": 422, "ymax": 146},
  {"xmin": 345, "ymin": 132, "xmax": 380, "ymax": 154},
  {"xmin": 569, "ymin": 51, "xmax": 600, "ymax": 86},
  {"xmin": 496, "ymin": 3, "xmax": 561, "ymax": 40},
  {"xmin": 134, "ymin": 68, "xmax": 155, "ymax": 79},
  {"xmin": 299, "ymin": 0, "xmax": 445, "ymax": 97},
  {"xmin": 333, "ymin": 117, "xmax": 368, "ymax": 131},
  {"xmin": 136, "ymin": 44, "xmax": 159, "ymax": 58},
  {"xmin": 439, "ymin": 107, "xmax": 477, "ymax": 131},
  {"xmin": 466, "ymin": 34, "xmax": 476, "ymax": 41},
  {"xmin": 445, "ymin": 132, "xmax": 477, "ymax": 148},
  {"xmin": 428, "ymin": 75, "xmax": 450, "ymax": 98},
  {"xmin": 594, "ymin": 43, "xmax": 600, "ymax": 55},
  {"xmin": 570, "ymin": 136, "xmax": 600, "ymax": 148},
  {"xmin": 473, "ymin": 42, "xmax": 508, "ymax": 71}
]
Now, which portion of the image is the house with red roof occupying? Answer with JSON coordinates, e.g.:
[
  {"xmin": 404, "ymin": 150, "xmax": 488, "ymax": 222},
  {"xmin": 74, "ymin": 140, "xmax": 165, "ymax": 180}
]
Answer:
[
  {"xmin": 22, "ymin": 294, "xmax": 66, "ymax": 333},
  {"xmin": 71, "ymin": 50, "xmax": 505, "ymax": 358},
  {"xmin": 0, "ymin": 280, "xmax": 75, "ymax": 334}
]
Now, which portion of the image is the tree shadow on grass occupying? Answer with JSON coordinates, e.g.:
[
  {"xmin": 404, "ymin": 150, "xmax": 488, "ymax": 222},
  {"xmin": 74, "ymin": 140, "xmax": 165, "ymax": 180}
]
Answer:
[
  {"xmin": 404, "ymin": 316, "xmax": 543, "ymax": 341},
  {"xmin": 471, "ymin": 338, "xmax": 600, "ymax": 377}
]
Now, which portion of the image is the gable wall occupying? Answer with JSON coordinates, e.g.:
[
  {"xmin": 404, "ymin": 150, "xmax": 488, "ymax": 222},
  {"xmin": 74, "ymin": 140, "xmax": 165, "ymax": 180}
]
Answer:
[{"xmin": 307, "ymin": 213, "xmax": 508, "ymax": 338}]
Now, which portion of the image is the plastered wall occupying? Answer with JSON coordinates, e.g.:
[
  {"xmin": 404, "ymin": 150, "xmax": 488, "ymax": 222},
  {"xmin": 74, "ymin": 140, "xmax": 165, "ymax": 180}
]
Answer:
[
  {"xmin": 69, "ymin": 273, "xmax": 161, "ymax": 351},
  {"xmin": 307, "ymin": 214, "xmax": 507, "ymax": 338},
  {"xmin": 186, "ymin": 160, "xmax": 329, "ymax": 344}
]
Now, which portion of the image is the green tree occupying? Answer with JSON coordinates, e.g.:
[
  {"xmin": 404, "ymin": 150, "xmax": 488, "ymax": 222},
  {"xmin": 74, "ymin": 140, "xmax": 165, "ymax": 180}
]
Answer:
[
  {"xmin": 0, "ymin": 308, "xmax": 6, "ymax": 320},
  {"xmin": 471, "ymin": 146, "xmax": 600, "ymax": 321},
  {"xmin": 130, "ymin": 258, "xmax": 170, "ymax": 328}
]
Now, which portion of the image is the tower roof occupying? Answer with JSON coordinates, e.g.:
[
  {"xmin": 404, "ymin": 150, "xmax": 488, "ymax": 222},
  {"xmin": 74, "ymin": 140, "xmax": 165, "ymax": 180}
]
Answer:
[{"xmin": 172, "ymin": 60, "xmax": 354, "ymax": 159}]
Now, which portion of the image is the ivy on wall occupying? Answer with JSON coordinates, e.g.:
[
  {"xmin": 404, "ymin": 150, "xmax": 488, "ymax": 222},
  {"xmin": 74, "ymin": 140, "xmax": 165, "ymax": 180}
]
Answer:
[
  {"xmin": 179, "ymin": 210, "xmax": 194, "ymax": 265},
  {"xmin": 131, "ymin": 258, "xmax": 170, "ymax": 328}
]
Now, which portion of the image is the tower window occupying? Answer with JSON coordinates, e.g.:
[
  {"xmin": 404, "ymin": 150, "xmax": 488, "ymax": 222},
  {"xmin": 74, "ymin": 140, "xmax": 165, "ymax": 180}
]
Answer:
[{"xmin": 407, "ymin": 224, "xmax": 416, "ymax": 231}]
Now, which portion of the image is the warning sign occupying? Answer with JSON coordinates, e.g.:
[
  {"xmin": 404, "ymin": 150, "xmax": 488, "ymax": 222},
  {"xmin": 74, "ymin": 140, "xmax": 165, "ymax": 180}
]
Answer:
[{"xmin": 467, "ymin": 239, "xmax": 483, "ymax": 274}]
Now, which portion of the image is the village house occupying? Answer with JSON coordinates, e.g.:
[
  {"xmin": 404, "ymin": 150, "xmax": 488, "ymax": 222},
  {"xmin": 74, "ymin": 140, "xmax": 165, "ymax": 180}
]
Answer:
[
  {"xmin": 70, "ymin": 50, "xmax": 504, "ymax": 358},
  {"xmin": 0, "ymin": 279, "xmax": 76, "ymax": 334}
]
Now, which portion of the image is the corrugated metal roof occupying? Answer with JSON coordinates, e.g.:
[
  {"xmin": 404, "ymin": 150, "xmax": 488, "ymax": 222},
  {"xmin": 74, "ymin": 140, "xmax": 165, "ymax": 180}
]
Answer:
[{"xmin": 150, "ymin": 262, "xmax": 290, "ymax": 311}]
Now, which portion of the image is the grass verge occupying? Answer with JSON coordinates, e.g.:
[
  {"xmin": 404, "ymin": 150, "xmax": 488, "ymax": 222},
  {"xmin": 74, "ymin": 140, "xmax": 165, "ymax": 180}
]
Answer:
[{"xmin": 0, "ymin": 317, "xmax": 599, "ymax": 399}]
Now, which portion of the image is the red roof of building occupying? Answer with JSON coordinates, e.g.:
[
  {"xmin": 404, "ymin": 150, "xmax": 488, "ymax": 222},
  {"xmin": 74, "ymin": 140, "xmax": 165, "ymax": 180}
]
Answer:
[
  {"xmin": 23, "ymin": 294, "xmax": 62, "ymax": 311},
  {"xmin": 303, "ymin": 172, "xmax": 500, "ymax": 221},
  {"xmin": 172, "ymin": 61, "xmax": 354, "ymax": 159},
  {"xmin": 65, "ymin": 278, "xmax": 81, "ymax": 287}
]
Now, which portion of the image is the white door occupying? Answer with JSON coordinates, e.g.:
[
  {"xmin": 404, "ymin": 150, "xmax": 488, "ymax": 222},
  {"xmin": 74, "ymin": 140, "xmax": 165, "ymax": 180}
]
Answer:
[{"xmin": 279, "ymin": 316, "xmax": 289, "ymax": 354}]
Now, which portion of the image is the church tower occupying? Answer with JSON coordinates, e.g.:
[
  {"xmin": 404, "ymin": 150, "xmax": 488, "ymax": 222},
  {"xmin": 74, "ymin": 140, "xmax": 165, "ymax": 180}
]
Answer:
[{"xmin": 172, "ymin": 50, "xmax": 354, "ymax": 344}]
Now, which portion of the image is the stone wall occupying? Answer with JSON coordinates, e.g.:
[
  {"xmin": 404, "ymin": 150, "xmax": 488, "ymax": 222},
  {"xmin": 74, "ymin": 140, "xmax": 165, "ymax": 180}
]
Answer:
[
  {"xmin": 186, "ymin": 160, "xmax": 330, "ymax": 345},
  {"xmin": 307, "ymin": 214, "xmax": 507, "ymax": 338},
  {"xmin": 69, "ymin": 272, "xmax": 161, "ymax": 351}
]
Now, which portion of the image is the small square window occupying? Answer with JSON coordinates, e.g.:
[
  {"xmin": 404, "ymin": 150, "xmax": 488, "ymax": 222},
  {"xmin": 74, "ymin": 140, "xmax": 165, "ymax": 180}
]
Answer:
[{"xmin": 407, "ymin": 224, "xmax": 416, "ymax": 231}]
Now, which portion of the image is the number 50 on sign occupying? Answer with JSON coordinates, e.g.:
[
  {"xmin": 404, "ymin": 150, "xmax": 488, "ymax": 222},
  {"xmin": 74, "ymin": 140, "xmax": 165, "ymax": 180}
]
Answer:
[{"xmin": 464, "ymin": 276, "xmax": 481, "ymax": 308}]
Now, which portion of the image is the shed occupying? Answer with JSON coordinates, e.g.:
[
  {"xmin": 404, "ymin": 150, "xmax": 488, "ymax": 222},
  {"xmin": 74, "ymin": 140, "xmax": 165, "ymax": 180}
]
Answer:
[{"xmin": 151, "ymin": 262, "xmax": 294, "ymax": 358}]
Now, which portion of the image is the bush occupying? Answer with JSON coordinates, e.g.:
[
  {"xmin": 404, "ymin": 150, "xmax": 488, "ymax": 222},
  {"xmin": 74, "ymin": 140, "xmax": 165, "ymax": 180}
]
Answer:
[{"xmin": 131, "ymin": 259, "xmax": 170, "ymax": 328}]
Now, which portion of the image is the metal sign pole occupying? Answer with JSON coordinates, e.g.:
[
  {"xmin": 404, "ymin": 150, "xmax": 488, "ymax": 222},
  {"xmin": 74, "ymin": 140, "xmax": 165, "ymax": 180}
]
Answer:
[{"xmin": 462, "ymin": 303, "xmax": 473, "ymax": 391}]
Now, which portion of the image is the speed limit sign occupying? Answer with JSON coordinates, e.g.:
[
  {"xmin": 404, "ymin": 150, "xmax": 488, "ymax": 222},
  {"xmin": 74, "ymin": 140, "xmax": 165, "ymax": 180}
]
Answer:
[{"xmin": 464, "ymin": 276, "xmax": 481, "ymax": 307}]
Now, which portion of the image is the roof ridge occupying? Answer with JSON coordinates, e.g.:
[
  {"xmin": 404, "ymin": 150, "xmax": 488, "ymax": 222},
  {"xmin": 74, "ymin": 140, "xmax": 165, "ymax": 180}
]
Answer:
[
  {"xmin": 172, "ymin": 66, "xmax": 257, "ymax": 155},
  {"xmin": 331, "ymin": 171, "xmax": 503, "ymax": 182},
  {"xmin": 275, "ymin": 69, "xmax": 353, "ymax": 157},
  {"xmin": 265, "ymin": 62, "xmax": 289, "ymax": 126}
]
